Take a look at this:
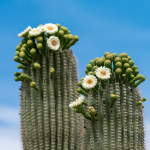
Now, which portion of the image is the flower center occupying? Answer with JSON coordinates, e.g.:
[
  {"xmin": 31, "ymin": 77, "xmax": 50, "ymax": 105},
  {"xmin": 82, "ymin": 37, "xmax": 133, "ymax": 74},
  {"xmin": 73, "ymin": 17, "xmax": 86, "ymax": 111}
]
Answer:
[
  {"xmin": 86, "ymin": 79, "xmax": 94, "ymax": 85},
  {"xmin": 100, "ymin": 70, "xmax": 106, "ymax": 76},
  {"xmin": 51, "ymin": 40, "xmax": 57, "ymax": 47},
  {"xmin": 75, "ymin": 99, "xmax": 80, "ymax": 103},
  {"xmin": 47, "ymin": 26, "xmax": 54, "ymax": 31},
  {"xmin": 32, "ymin": 28, "xmax": 40, "ymax": 33}
]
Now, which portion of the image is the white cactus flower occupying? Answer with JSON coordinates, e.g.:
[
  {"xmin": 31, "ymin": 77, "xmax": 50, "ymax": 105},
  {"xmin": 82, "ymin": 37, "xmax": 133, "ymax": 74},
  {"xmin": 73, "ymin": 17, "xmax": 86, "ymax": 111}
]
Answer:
[
  {"xmin": 95, "ymin": 66, "xmax": 111, "ymax": 80},
  {"xmin": 29, "ymin": 26, "xmax": 43, "ymax": 37},
  {"xmin": 82, "ymin": 75, "xmax": 98, "ymax": 89},
  {"xmin": 47, "ymin": 36, "xmax": 60, "ymax": 51},
  {"xmin": 43, "ymin": 23, "xmax": 58, "ymax": 34},
  {"xmin": 18, "ymin": 26, "xmax": 32, "ymax": 38},
  {"xmin": 69, "ymin": 96, "xmax": 85, "ymax": 108}
]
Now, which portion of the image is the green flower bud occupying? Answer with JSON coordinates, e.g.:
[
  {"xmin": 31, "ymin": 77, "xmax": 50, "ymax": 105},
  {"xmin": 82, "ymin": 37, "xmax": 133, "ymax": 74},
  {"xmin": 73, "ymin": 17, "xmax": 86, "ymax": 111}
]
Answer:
[
  {"xmin": 15, "ymin": 51, "xmax": 20, "ymax": 56},
  {"xmin": 101, "ymin": 57, "xmax": 105, "ymax": 61},
  {"xmin": 122, "ymin": 74, "xmax": 126, "ymax": 78},
  {"xmin": 95, "ymin": 57, "xmax": 100, "ymax": 62},
  {"xmin": 37, "ymin": 43, "xmax": 44, "ymax": 53},
  {"xmin": 14, "ymin": 56, "xmax": 27, "ymax": 66},
  {"xmin": 67, "ymin": 30, "xmax": 71, "ymax": 34},
  {"xmin": 142, "ymin": 105, "xmax": 144, "ymax": 108},
  {"xmin": 34, "ymin": 63, "xmax": 41, "ymax": 70},
  {"xmin": 104, "ymin": 52, "xmax": 110, "ymax": 57},
  {"xmin": 122, "ymin": 58, "xmax": 128, "ymax": 64},
  {"xmin": 129, "ymin": 60, "xmax": 134, "ymax": 67},
  {"xmin": 133, "ymin": 69, "xmax": 139, "ymax": 76},
  {"xmin": 121, "ymin": 53, "xmax": 128, "ymax": 58},
  {"xmin": 115, "ymin": 68, "xmax": 122, "ymax": 75},
  {"xmin": 130, "ymin": 74, "xmax": 134, "ymax": 79},
  {"xmin": 58, "ymin": 30, "xmax": 64, "ymax": 37},
  {"xmin": 21, "ymin": 39, "xmax": 27, "ymax": 44},
  {"xmin": 78, "ymin": 81, "xmax": 82, "ymax": 87},
  {"xmin": 17, "ymin": 64, "xmax": 27, "ymax": 69},
  {"xmin": 128, "ymin": 56, "xmax": 131, "ymax": 60},
  {"xmin": 115, "ymin": 62, "xmax": 122, "ymax": 68},
  {"xmin": 20, "ymin": 47, "xmax": 26, "ymax": 52},
  {"xmin": 88, "ymin": 107, "xmax": 97, "ymax": 120},
  {"xmin": 137, "ymin": 101, "xmax": 142, "ymax": 105},
  {"xmin": 88, "ymin": 71, "xmax": 94, "ymax": 75},
  {"xmin": 22, "ymin": 44, "xmax": 28, "ymax": 49},
  {"xmin": 30, "ymin": 48, "xmax": 37, "ymax": 56},
  {"xmin": 15, "ymin": 77, "xmax": 23, "ymax": 81},
  {"xmin": 81, "ymin": 78, "xmax": 84, "ymax": 81},
  {"xmin": 67, "ymin": 34, "xmax": 74, "ymax": 41},
  {"xmin": 106, "ymin": 54, "xmax": 113, "ymax": 61},
  {"xmin": 90, "ymin": 60, "xmax": 95, "ymax": 66},
  {"xmin": 16, "ymin": 45, "xmax": 21, "ymax": 51},
  {"xmin": 142, "ymin": 97, "xmax": 146, "ymax": 102},
  {"xmin": 85, "ymin": 69, "xmax": 89, "ymax": 74},
  {"xmin": 126, "ymin": 68, "xmax": 133, "ymax": 75},
  {"xmin": 119, "ymin": 53, "xmax": 122, "ymax": 58},
  {"xmin": 36, "ymin": 36, "xmax": 43, "ymax": 43},
  {"xmin": 50, "ymin": 67, "xmax": 55, "ymax": 77},
  {"xmin": 20, "ymin": 73, "xmax": 32, "ymax": 81},
  {"xmin": 14, "ymin": 72, "xmax": 21, "ymax": 76},
  {"xmin": 27, "ymin": 39, "xmax": 35, "ymax": 49},
  {"xmin": 30, "ymin": 82, "xmax": 38, "ymax": 91},
  {"xmin": 77, "ymin": 88, "xmax": 88, "ymax": 96},
  {"xmin": 86, "ymin": 64, "xmax": 92, "ymax": 71},
  {"xmin": 93, "ymin": 66, "xmax": 97, "ymax": 71},
  {"xmin": 132, "ymin": 65, "xmax": 138, "ymax": 70},
  {"xmin": 123, "ymin": 63, "xmax": 130, "ymax": 69},
  {"xmin": 60, "ymin": 26, "xmax": 68, "ymax": 33},
  {"xmin": 112, "ymin": 53, "xmax": 117, "ymax": 59},
  {"xmin": 104, "ymin": 60, "xmax": 111, "ymax": 68},
  {"xmin": 110, "ymin": 94, "xmax": 118, "ymax": 108},
  {"xmin": 141, "ymin": 76, "xmax": 145, "ymax": 82},
  {"xmin": 56, "ymin": 23, "xmax": 61, "ymax": 29},
  {"xmin": 96, "ymin": 58, "xmax": 104, "ymax": 67},
  {"xmin": 114, "ymin": 57, "xmax": 121, "ymax": 62},
  {"xmin": 73, "ymin": 35, "xmax": 79, "ymax": 42},
  {"xmin": 38, "ymin": 24, "xmax": 43, "ymax": 27}
]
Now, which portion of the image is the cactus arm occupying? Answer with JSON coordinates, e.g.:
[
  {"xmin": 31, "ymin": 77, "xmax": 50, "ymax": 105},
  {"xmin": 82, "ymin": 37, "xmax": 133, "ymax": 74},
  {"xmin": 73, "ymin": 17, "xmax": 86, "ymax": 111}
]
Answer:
[
  {"xmin": 105, "ymin": 80, "xmax": 112, "ymax": 149},
  {"xmin": 36, "ymin": 55, "xmax": 45, "ymax": 150},
  {"xmin": 119, "ymin": 77, "xmax": 126, "ymax": 149},
  {"xmin": 42, "ymin": 52, "xmax": 50, "ymax": 149},
  {"xmin": 112, "ymin": 74, "xmax": 119, "ymax": 150},
  {"xmin": 20, "ymin": 78, "xmax": 28, "ymax": 150},
  {"xmin": 126, "ymin": 82, "xmax": 131, "ymax": 150},
  {"xmin": 90, "ymin": 92, "xmax": 97, "ymax": 150},
  {"xmin": 49, "ymin": 51, "xmax": 56, "ymax": 150},
  {"xmin": 97, "ymin": 82, "xmax": 104, "ymax": 150},
  {"xmin": 62, "ymin": 51, "xmax": 69, "ymax": 150},
  {"xmin": 55, "ymin": 51, "xmax": 63, "ymax": 150},
  {"xmin": 132, "ymin": 86, "xmax": 137, "ymax": 149},
  {"xmin": 30, "ymin": 62, "xmax": 39, "ymax": 150}
]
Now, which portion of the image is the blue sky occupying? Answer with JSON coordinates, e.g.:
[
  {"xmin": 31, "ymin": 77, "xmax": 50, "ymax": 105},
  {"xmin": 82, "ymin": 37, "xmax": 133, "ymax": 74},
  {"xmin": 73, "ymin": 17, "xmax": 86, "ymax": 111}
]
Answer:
[{"xmin": 0, "ymin": 0, "xmax": 150, "ymax": 149}]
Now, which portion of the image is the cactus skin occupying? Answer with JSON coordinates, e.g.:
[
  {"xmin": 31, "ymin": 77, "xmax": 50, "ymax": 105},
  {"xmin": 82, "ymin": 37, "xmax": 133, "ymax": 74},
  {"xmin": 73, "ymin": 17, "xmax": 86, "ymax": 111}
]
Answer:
[
  {"xmin": 15, "ymin": 24, "xmax": 84, "ymax": 150},
  {"xmin": 72, "ymin": 52, "xmax": 146, "ymax": 150}
]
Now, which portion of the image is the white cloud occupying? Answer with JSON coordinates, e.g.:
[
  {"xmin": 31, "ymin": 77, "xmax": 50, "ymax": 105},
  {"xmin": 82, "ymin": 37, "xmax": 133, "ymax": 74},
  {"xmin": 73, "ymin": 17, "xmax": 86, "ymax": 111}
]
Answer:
[
  {"xmin": 0, "ymin": 127, "xmax": 22, "ymax": 150},
  {"xmin": 0, "ymin": 105, "xmax": 20, "ymax": 125}
]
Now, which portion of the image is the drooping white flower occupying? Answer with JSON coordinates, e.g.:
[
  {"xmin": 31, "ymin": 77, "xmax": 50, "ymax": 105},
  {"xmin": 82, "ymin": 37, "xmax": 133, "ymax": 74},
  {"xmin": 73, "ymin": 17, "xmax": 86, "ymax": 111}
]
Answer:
[
  {"xmin": 47, "ymin": 36, "xmax": 60, "ymax": 51},
  {"xmin": 69, "ymin": 96, "xmax": 85, "ymax": 108},
  {"xmin": 18, "ymin": 26, "xmax": 32, "ymax": 38},
  {"xmin": 43, "ymin": 23, "xmax": 58, "ymax": 34},
  {"xmin": 29, "ymin": 27, "xmax": 43, "ymax": 37},
  {"xmin": 82, "ymin": 75, "xmax": 98, "ymax": 89},
  {"xmin": 95, "ymin": 66, "xmax": 111, "ymax": 80}
]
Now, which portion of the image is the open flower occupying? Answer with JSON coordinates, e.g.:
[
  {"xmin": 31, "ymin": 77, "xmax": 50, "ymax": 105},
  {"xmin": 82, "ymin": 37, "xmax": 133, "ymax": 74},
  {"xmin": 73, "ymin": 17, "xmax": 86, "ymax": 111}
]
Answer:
[
  {"xmin": 18, "ymin": 26, "xmax": 32, "ymax": 38},
  {"xmin": 43, "ymin": 23, "xmax": 58, "ymax": 34},
  {"xmin": 29, "ymin": 27, "xmax": 43, "ymax": 37},
  {"xmin": 95, "ymin": 66, "xmax": 111, "ymax": 80},
  {"xmin": 69, "ymin": 96, "xmax": 85, "ymax": 109},
  {"xmin": 47, "ymin": 36, "xmax": 60, "ymax": 51},
  {"xmin": 82, "ymin": 75, "xmax": 97, "ymax": 89}
]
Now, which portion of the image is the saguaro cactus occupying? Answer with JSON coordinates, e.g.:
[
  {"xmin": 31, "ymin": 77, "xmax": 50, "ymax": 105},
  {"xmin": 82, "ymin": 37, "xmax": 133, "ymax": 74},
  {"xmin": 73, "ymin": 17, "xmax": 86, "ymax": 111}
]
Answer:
[
  {"xmin": 14, "ymin": 23, "xmax": 84, "ymax": 150},
  {"xmin": 70, "ymin": 52, "xmax": 146, "ymax": 150}
]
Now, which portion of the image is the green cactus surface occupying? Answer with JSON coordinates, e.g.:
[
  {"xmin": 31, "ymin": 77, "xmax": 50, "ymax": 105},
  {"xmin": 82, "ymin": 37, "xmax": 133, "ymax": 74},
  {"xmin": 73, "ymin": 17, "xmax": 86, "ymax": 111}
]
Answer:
[
  {"xmin": 15, "ymin": 23, "xmax": 84, "ymax": 150},
  {"xmin": 70, "ymin": 52, "xmax": 146, "ymax": 150}
]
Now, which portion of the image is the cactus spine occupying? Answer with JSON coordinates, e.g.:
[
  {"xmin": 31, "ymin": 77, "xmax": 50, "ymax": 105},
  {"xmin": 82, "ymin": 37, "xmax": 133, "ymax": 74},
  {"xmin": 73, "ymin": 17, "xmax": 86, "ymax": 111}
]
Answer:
[
  {"xmin": 15, "ymin": 23, "xmax": 85, "ymax": 150},
  {"xmin": 70, "ymin": 52, "xmax": 146, "ymax": 150}
]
